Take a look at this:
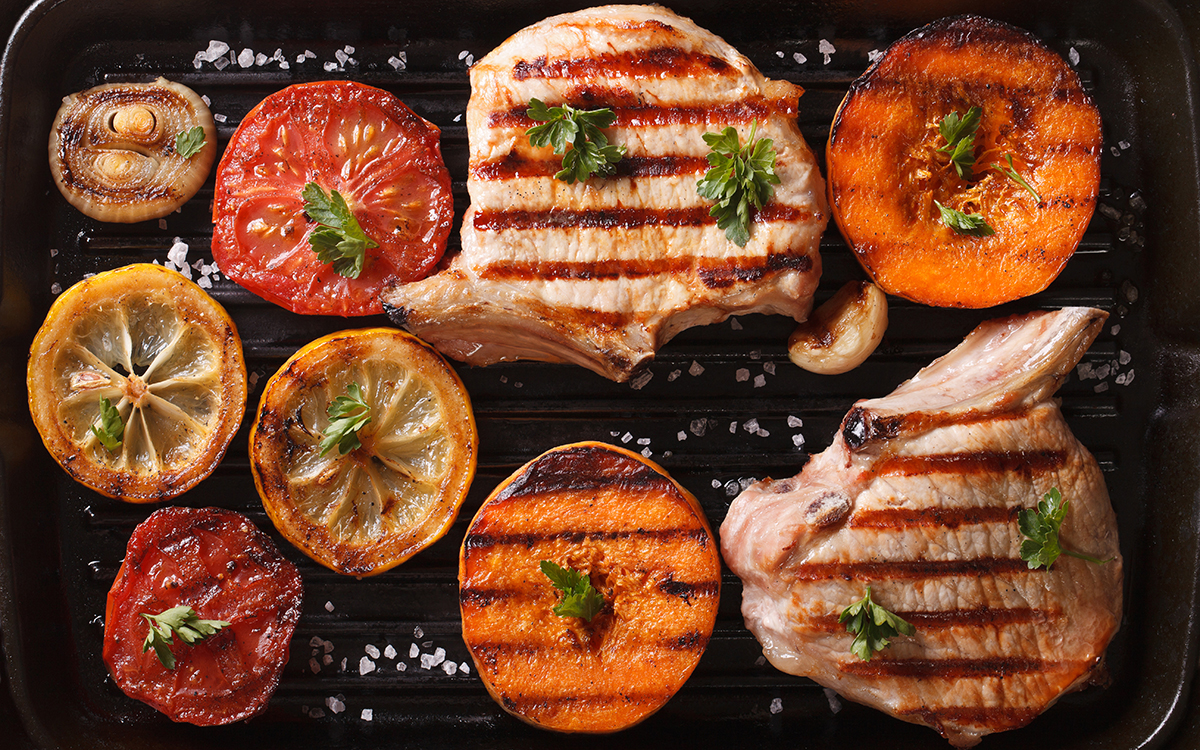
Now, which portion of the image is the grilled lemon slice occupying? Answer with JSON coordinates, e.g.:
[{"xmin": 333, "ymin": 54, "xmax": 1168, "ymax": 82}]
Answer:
[
  {"xmin": 27, "ymin": 263, "xmax": 247, "ymax": 502},
  {"xmin": 250, "ymin": 328, "xmax": 477, "ymax": 576}
]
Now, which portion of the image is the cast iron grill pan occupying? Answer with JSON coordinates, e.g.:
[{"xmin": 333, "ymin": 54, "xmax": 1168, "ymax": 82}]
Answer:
[{"xmin": 1, "ymin": 1, "xmax": 1197, "ymax": 749}]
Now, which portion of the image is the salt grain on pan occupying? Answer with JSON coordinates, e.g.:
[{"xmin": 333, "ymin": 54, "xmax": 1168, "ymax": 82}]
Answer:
[
  {"xmin": 763, "ymin": 362, "xmax": 776, "ymax": 375},
  {"xmin": 868, "ymin": 49, "xmax": 883, "ymax": 62},
  {"xmin": 344, "ymin": 45, "xmax": 356, "ymax": 54},
  {"xmin": 743, "ymin": 418, "xmax": 759, "ymax": 433},
  {"xmin": 365, "ymin": 644, "xmax": 380, "ymax": 659},
  {"xmin": 711, "ymin": 479, "xmax": 722, "ymax": 489},
  {"xmin": 213, "ymin": 57, "xmax": 230, "ymax": 70},
  {"xmin": 322, "ymin": 654, "xmax": 332, "ymax": 665},
  {"xmin": 361, "ymin": 708, "xmax": 373, "ymax": 721},
  {"xmin": 729, "ymin": 421, "xmax": 737, "ymax": 434},
  {"xmin": 724, "ymin": 480, "xmax": 740, "ymax": 497},
  {"xmin": 1119, "ymin": 350, "xmax": 1131, "ymax": 365},
  {"xmin": 460, "ymin": 662, "xmax": 470, "ymax": 674},
  {"xmin": 309, "ymin": 657, "xmax": 321, "ymax": 673},
  {"xmin": 325, "ymin": 601, "xmax": 334, "ymax": 612},
  {"xmin": 388, "ymin": 56, "xmax": 405, "ymax": 70},
  {"xmin": 1112, "ymin": 325, "xmax": 1121, "ymax": 335},
  {"xmin": 326, "ymin": 696, "xmax": 346, "ymax": 714},
  {"xmin": 458, "ymin": 50, "xmax": 470, "ymax": 60},
  {"xmin": 237, "ymin": 48, "xmax": 255, "ymax": 67},
  {"xmin": 787, "ymin": 415, "xmax": 803, "ymax": 428},
  {"xmin": 305, "ymin": 50, "xmax": 317, "ymax": 59},
  {"xmin": 730, "ymin": 318, "xmax": 743, "ymax": 330},
  {"xmin": 340, "ymin": 657, "xmax": 347, "ymax": 671},
  {"xmin": 409, "ymin": 643, "xmax": 420, "ymax": 658},
  {"xmin": 1119, "ymin": 140, "xmax": 1131, "ymax": 150},
  {"xmin": 824, "ymin": 688, "xmax": 843, "ymax": 714},
  {"xmin": 324, "ymin": 62, "xmax": 339, "ymax": 72},
  {"xmin": 667, "ymin": 369, "xmax": 682, "ymax": 382},
  {"xmin": 736, "ymin": 368, "xmax": 750, "ymax": 382},
  {"xmin": 621, "ymin": 432, "xmax": 633, "ymax": 443},
  {"xmin": 296, "ymin": 54, "xmax": 307, "ymax": 63},
  {"xmin": 754, "ymin": 655, "xmax": 766, "ymax": 666},
  {"xmin": 770, "ymin": 698, "xmax": 783, "ymax": 715},
  {"xmin": 1069, "ymin": 46, "xmax": 1080, "ymax": 66},
  {"xmin": 819, "ymin": 39, "xmax": 835, "ymax": 64},
  {"xmin": 637, "ymin": 437, "xmax": 651, "ymax": 446},
  {"xmin": 384, "ymin": 645, "xmax": 397, "ymax": 659},
  {"xmin": 641, "ymin": 448, "xmax": 652, "ymax": 457},
  {"xmin": 453, "ymin": 114, "xmax": 462, "ymax": 122},
  {"xmin": 677, "ymin": 431, "xmax": 687, "ymax": 441},
  {"xmin": 442, "ymin": 661, "xmax": 458, "ymax": 675},
  {"xmin": 49, "ymin": 248, "xmax": 58, "ymax": 257},
  {"xmin": 308, "ymin": 707, "xmax": 326, "ymax": 718},
  {"xmin": 359, "ymin": 657, "xmax": 376, "ymax": 675},
  {"xmin": 1094, "ymin": 382, "xmax": 1110, "ymax": 393},
  {"xmin": 158, "ymin": 218, "xmax": 168, "ymax": 230},
  {"xmin": 198, "ymin": 276, "xmax": 212, "ymax": 289},
  {"xmin": 397, "ymin": 662, "xmax": 407, "ymax": 671},
  {"xmin": 792, "ymin": 433, "xmax": 805, "ymax": 448},
  {"xmin": 213, "ymin": 113, "xmax": 227, "ymax": 123},
  {"xmin": 610, "ymin": 431, "xmax": 620, "ymax": 437},
  {"xmin": 690, "ymin": 418, "xmax": 707, "ymax": 437},
  {"xmin": 775, "ymin": 50, "xmax": 784, "ymax": 58},
  {"xmin": 753, "ymin": 374, "xmax": 766, "ymax": 388},
  {"xmin": 255, "ymin": 53, "xmax": 268, "ymax": 66},
  {"xmin": 335, "ymin": 49, "xmax": 349, "ymax": 65},
  {"xmin": 629, "ymin": 370, "xmax": 654, "ymax": 390},
  {"xmin": 689, "ymin": 361, "xmax": 705, "ymax": 376},
  {"xmin": 793, "ymin": 52, "xmax": 807, "ymax": 64}
]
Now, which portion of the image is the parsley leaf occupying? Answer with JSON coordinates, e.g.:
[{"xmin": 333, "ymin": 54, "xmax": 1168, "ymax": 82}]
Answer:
[
  {"xmin": 301, "ymin": 182, "xmax": 379, "ymax": 280},
  {"xmin": 526, "ymin": 99, "xmax": 626, "ymax": 183},
  {"xmin": 175, "ymin": 125, "xmax": 206, "ymax": 158},
  {"xmin": 1018, "ymin": 487, "xmax": 1114, "ymax": 570},
  {"xmin": 696, "ymin": 121, "xmax": 781, "ymax": 247},
  {"xmin": 540, "ymin": 560, "xmax": 605, "ymax": 622},
  {"xmin": 141, "ymin": 605, "xmax": 231, "ymax": 670},
  {"xmin": 992, "ymin": 153, "xmax": 1042, "ymax": 202},
  {"xmin": 935, "ymin": 200, "xmax": 995, "ymax": 237},
  {"xmin": 318, "ymin": 382, "xmax": 372, "ymax": 456},
  {"xmin": 937, "ymin": 106, "xmax": 981, "ymax": 180},
  {"xmin": 91, "ymin": 396, "xmax": 124, "ymax": 451},
  {"xmin": 838, "ymin": 584, "xmax": 915, "ymax": 661}
]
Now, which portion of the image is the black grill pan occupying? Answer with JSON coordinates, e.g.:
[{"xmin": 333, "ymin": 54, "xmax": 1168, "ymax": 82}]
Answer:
[{"xmin": 0, "ymin": 0, "xmax": 1197, "ymax": 748}]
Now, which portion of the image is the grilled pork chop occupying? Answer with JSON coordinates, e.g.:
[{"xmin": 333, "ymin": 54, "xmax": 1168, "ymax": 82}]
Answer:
[
  {"xmin": 382, "ymin": 5, "xmax": 828, "ymax": 382},
  {"xmin": 721, "ymin": 308, "xmax": 1122, "ymax": 747}
]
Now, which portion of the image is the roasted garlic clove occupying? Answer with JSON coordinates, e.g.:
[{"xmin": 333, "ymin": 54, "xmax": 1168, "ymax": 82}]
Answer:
[
  {"xmin": 788, "ymin": 281, "xmax": 887, "ymax": 374},
  {"xmin": 49, "ymin": 77, "xmax": 216, "ymax": 223}
]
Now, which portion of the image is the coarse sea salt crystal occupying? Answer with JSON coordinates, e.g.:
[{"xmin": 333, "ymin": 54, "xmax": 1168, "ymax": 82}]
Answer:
[
  {"xmin": 629, "ymin": 370, "xmax": 653, "ymax": 390},
  {"xmin": 730, "ymin": 318, "xmax": 743, "ymax": 330},
  {"xmin": 458, "ymin": 50, "xmax": 470, "ymax": 60},
  {"xmin": 775, "ymin": 50, "xmax": 784, "ymax": 58},
  {"xmin": 770, "ymin": 698, "xmax": 783, "ymax": 714},
  {"xmin": 324, "ymin": 61, "xmax": 339, "ymax": 72},
  {"xmin": 414, "ymin": 625, "xmax": 424, "ymax": 638},
  {"xmin": 743, "ymin": 419, "xmax": 759, "ymax": 433},
  {"xmin": 1069, "ymin": 46, "xmax": 1080, "ymax": 66},
  {"xmin": 361, "ymin": 708, "xmax": 373, "ymax": 721},
  {"xmin": 213, "ymin": 113, "xmax": 227, "ymax": 123},
  {"xmin": 724, "ymin": 480, "xmax": 740, "ymax": 497},
  {"xmin": 729, "ymin": 421, "xmax": 737, "ymax": 434},
  {"xmin": 667, "ymin": 369, "xmax": 681, "ymax": 382},
  {"xmin": 309, "ymin": 657, "xmax": 321, "ymax": 673},
  {"xmin": 279, "ymin": 60, "xmax": 290, "ymax": 70},
  {"xmin": 460, "ymin": 662, "xmax": 471, "ymax": 674},
  {"xmin": 1119, "ymin": 350, "xmax": 1131, "ymax": 365},
  {"xmin": 792, "ymin": 433, "xmax": 806, "ymax": 448},
  {"xmin": 197, "ymin": 276, "xmax": 212, "ymax": 289},
  {"xmin": 344, "ymin": 45, "xmax": 355, "ymax": 54},
  {"xmin": 690, "ymin": 418, "xmax": 707, "ymax": 437},
  {"xmin": 1094, "ymin": 382, "xmax": 1110, "ymax": 393},
  {"xmin": 819, "ymin": 39, "xmax": 835, "ymax": 64},
  {"xmin": 296, "ymin": 54, "xmax": 307, "ymax": 63},
  {"xmin": 388, "ymin": 56, "xmax": 405, "ymax": 70},
  {"xmin": 868, "ymin": 49, "xmax": 882, "ymax": 62},
  {"xmin": 711, "ymin": 479, "xmax": 722, "ymax": 489},
  {"xmin": 793, "ymin": 52, "xmax": 807, "ymax": 64},
  {"xmin": 621, "ymin": 432, "xmax": 633, "ymax": 443},
  {"xmin": 213, "ymin": 56, "xmax": 230, "ymax": 71},
  {"xmin": 326, "ymin": 696, "xmax": 346, "ymax": 714},
  {"xmin": 335, "ymin": 49, "xmax": 349, "ymax": 65},
  {"xmin": 442, "ymin": 661, "xmax": 458, "ymax": 675},
  {"xmin": 305, "ymin": 50, "xmax": 317, "ymax": 59},
  {"xmin": 237, "ymin": 48, "xmax": 255, "ymax": 67},
  {"xmin": 641, "ymin": 448, "xmax": 652, "ymax": 457},
  {"xmin": 322, "ymin": 654, "xmax": 332, "ymax": 665},
  {"xmin": 340, "ymin": 657, "xmax": 347, "ymax": 671},
  {"xmin": 255, "ymin": 53, "xmax": 268, "ymax": 66},
  {"xmin": 359, "ymin": 656, "xmax": 376, "ymax": 675},
  {"xmin": 397, "ymin": 662, "xmax": 407, "ymax": 671},
  {"xmin": 677, "ymin": 431, "xmax": 687, "ymax": 441},
  {"xmin": 753, "ymin": 374, "xmax": 766, "ymax": 388},
  {"xmin": 409, "ymin": 643, "xmax": 420, "ymax": 658},
  {"xmin": 689, "ymin": 360, "xmax": 705, "ymax": 376},
  {"xmin": 325, "ymin": 601, "xmax": 334, "ymax": 612},
  {"xmin": 308, "ymin": 707, "xmax": 326, "ymax": 718},
  {"xmin": 158, "ymin": 218, "xmax": 168, "ymax": 230},
  {"xmin": 309, "ymin": 636, "xmax": 324, "ymax": 648},
  {"xmin": 787, "ymin": 415, "xmax": 803, "ymax": 428},
  {"xmin": 637, "ymin": 437, "xmax": 651, "ymax": 446},
  {"xmin": 365, "ymin": 644, "xmax": 380, "ymax": 659},
  {"xmin": 384, "ymin": 644, "xmax": 397, "ymax": 659},
  {"xmin": 735, "ymin": 368, "xmax": 750, "ymax": 382}
]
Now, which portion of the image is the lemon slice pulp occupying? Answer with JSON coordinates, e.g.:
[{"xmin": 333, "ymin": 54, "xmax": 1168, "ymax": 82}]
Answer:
[
  {"xmin": 28, "ymin": 264, "xmax": 247, "ymax": 501},
  {"xmin": 250, "ymin": 328, "xmax": 477, "ymax": 576}
]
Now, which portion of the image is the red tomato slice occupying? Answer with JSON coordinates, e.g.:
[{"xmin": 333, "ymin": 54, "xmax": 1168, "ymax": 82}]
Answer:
[
  {"xmin": 212, "ymin": 81, "xmax": 453, "ymax": 316},
  {"xmin": 103, "ymin": 507, "xmax": 303, "ymax": 725}
]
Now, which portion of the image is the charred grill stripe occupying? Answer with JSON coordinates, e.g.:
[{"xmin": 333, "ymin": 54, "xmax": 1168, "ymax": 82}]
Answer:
[
  {"xmin": 470, "ymin": 631, "xmax": 710, "ymax": 658},
  {"xmin": 512, "ymin": 46, "xmax": 735, "ymax": 80},
  {"xmin": 472, "ymin": 204, "xmax": 816, "ymax": 232},
  {"xmin": 807, "ymin": 607, "xmax": 1052, "ymax": 632},
  {"xmin": 498, "ymin": 690, "xmax": 673, "ymax": 710},
  {"xmin": 874, "ymin": 450, "xmax": 1067, "ymax": 477},
  {"xmin": 791, "ymin": 557, "xmax": 1030, "ymax": 581},
  {"xmin": 476, "ymin": 250, "xmax": 814, "ymax": 283},
  {"xmin": 463, "ymin": 526, "xmax": 710, "ymax": 551},
  {"xmin": 461, "ymin": 580, "xmax": 718, "ymax": 607},
  {"xmin": 849, "ymin": 506, "xmax": 1020, "ymax": 529},
  {"xmin": 488, "ymin": 98, "xmax": 797, "ymax": 129},
  {"xmin": 471, "ymin": 154, "xmax": 710, "ymax": 181},
  {"xmin": 896, "ymin": 705, "xmax": 1041, "ymax": 727},
  {"xmin": 839, "ymin": 657, "xmax": 1070, "ymax": 678},
  {"xmin": 844, "ymin": 76, "xmax": 1093, "ymax": 113},
  {"xmin": 841, "ymin": 407, "xmax": 1035, "ymax": 450}
]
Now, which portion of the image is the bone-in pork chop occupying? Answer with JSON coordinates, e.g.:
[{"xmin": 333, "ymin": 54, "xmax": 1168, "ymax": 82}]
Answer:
[
  {"xmin": 721, "ymin": 307, "xmax": 1122, "ymax": 747},
  {"xmin": 381, "ymin": 5, "xmax": 828, "ymax": 382}
]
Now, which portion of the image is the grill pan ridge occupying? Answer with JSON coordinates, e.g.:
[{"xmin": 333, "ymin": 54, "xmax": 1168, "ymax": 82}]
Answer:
[{"xmin": 0, "ymin": 0, "xmax": 1198, "ymax": 748}]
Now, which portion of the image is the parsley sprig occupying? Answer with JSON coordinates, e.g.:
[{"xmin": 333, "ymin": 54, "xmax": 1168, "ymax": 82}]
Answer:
[
  {"xmin": 935, "ymin": 200, "xmax": 995, "ymax": 237},
  {"xmin": 540, "ymin": 560, "xmax": 605, "ymax": 622},
  {"xmin": 175, "ymin": 126, "xmax": 206, "ymax": 158},
  {"xmin": 838, "ymin": 584, "xmax": 915, "ymax": 661},
  {"xmin": 526, "ymin": 99, "xmax": 626, "ymax": 183},
  {"xmin": 1019, "ymin": 487, "xmax": 1114, "ymax": 570},
  {"xmin": 318, "ymin": 382, "xmax": 372, "ymax": 456},
  {"xmin": 141, "ymin": 605, "xmax": 231, "ymax": 670},
  {"xmin": 91, "ymin": 396, "xmax": 124, "ymax": 451},
  {"xmin": 992, "ymin": 153, "xmax": 1041, "ymax": 202},
  {"xmin": 696, "ymin": 121, "xmax": 781, "ymax": 247},
  {"xmin": 937, "ymin": 106, "xmax": 981, "ymax": 180},
  {"xmin": 302, "ymin": 183, "xmax": 378, "ymax": 280}
]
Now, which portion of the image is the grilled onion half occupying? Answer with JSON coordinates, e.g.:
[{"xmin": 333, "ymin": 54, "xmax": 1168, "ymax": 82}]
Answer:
[{"xmin": 49, "ymin": 77, "xmax": 216, "ymax": 223}]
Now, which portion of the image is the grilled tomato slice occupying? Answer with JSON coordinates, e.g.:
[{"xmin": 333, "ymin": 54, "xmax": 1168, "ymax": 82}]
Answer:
[
  {"xmin": 27, "ymin": 263, "xmax": 246, "ymax": 502},
  {"xmin": 212, "ymin": 81, "xmax": 453, "ymax": 316},
  {"xmin": 250, "ymin": 328, "xmax": 477, "ymax": 576},
  {"xmin": 460, "ymin": 442, "xmax": 721, "ymax": 733},
  {"xmin": 103, "ymin": 506, "xmax": 303, "ymax": 725},
  {"xmin": 827, "ymin": 15, "xmax": 1101, "ymax": 308}
]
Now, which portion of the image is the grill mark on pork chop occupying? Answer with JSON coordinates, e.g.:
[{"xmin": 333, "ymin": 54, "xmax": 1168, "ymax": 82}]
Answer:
[
  {"xmin": 464, "ymin": 527, "xmax": 711, "ymax": 551},
  {"xmin": 841, "ymin": 405, "xmax": 1032, "ymax": 451},
  {"xmin": 477, "ymin": 250, "xmax": 813, "ymax": 284},
  {"xmin": 512, "ymin": 46, "xmax": 735, "ymax": 80},
  {"xmin": 791, "ymin": 557, "xmax": 1030, "ymax": 581},
  {"xmin": 805, "ymin": 606, "xmax": 1052, "ymax": 632},
  {"xmin": 873, "ymin": 449, "xmax": 1067, "ymax": 477},
  {"xmin": 473, "ymin": 204, "xmax": 816, "ymax": 232},
  {"xmin": 471, "ymin": 153, "xmax": 709, "ymax": 180},
  {"xmin": 850, "ymin": 506, "xmax": 1021, "ymax": 529},
  {"xmin": 839, "ymin": 656, "xmax": 1077, "ymax": 678},
  {"xmin": 488, "ymin": 97, "xmax": 798, "ymax": 129}
]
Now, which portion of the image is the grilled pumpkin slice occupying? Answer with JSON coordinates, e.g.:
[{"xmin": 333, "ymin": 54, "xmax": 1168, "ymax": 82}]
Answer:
[
  {"xmin": 460, "ymin": 442, "xmax": 721, "ymax": 733},
  {"xmin": 827, "ymin": 15, "xmax": 1101, "ymax": 308}
]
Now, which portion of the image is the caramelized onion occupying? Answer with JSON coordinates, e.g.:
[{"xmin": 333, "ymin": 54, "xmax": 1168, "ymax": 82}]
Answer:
[{"xmin": 49, "ymin": 77, "xmax": 215, "ymax": 223}]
